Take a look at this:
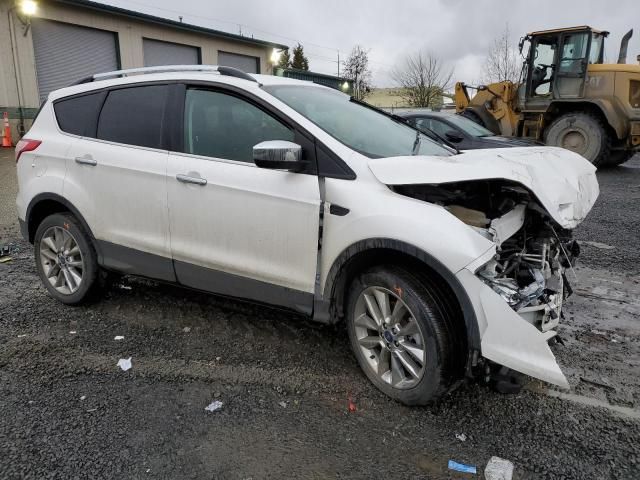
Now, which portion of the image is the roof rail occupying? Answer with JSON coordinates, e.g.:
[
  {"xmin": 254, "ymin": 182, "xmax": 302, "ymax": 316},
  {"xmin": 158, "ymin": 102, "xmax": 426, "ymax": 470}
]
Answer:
[{"xmin": 73, "ymin": 65, "xmax": 257, "ymax": 85}]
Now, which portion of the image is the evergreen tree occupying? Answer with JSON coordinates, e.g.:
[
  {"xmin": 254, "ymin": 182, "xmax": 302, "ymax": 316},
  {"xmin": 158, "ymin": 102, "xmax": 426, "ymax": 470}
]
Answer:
[
  {"xmin": 277, "ymin": 48, "xmax": 291, "ymax": 69},
  {"xmin": 291, "ymin": 43, "xmax": 310, "ymax": 71}
]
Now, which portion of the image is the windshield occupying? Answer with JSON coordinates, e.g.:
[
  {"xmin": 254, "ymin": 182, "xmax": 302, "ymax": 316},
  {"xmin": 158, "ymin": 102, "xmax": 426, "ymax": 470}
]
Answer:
[
  {"xmin": 265, "ymin": 85, "xmax": 452, "ymax": 158},
  {"xmin": 443, "ymin": 114, "xmax": 495, "ymax": 137}
]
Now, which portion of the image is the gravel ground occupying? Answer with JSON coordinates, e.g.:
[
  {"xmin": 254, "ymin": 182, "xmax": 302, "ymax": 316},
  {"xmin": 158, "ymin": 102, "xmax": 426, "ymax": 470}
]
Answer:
[{"xmin": 1, "ymin": 150, "xmax": 639, "ymax": 479}]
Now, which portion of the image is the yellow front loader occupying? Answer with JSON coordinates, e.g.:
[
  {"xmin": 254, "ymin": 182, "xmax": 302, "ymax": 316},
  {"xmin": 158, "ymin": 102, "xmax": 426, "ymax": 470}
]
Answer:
[{"xmin": 455, "ymin": 26, "xmax": 640, "ymax": 167}]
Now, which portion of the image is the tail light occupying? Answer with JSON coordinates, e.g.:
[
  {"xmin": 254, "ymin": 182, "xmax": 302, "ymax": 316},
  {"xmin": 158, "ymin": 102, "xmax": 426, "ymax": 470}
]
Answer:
[{"xmin": 15, "ymin": 139, "xmax": 41, "ymax": 163}]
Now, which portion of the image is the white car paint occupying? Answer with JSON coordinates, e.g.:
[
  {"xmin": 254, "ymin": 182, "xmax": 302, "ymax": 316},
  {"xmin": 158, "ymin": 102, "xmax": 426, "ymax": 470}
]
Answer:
[
  {"xmin": 16, "ymin": 69, "xmax": 599, "ymax": 393},
  {"xmin": 368, "ymin": 146, "xmax": 599, "ymax": 229}
]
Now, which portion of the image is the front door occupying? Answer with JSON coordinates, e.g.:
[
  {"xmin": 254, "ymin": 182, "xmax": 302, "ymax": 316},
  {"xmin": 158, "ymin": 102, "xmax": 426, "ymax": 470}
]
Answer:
[
  {"xmin": 166, "ymin": 87, "xmax": 322, "ymax": 313},
  {"xmin": 553, "ymin": 31, "xmax": 590, "ymax": 99}
]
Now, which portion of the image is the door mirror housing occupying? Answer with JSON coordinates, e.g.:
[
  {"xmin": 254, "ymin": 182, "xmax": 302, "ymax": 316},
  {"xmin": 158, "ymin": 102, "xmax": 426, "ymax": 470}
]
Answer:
[
  {"xmin": 444, "ymin": 130, "xmax": 464, "ymax": 143},
  {"xmin": 253, "ymin": 140, "xmax": 307, "ymax": 171}
]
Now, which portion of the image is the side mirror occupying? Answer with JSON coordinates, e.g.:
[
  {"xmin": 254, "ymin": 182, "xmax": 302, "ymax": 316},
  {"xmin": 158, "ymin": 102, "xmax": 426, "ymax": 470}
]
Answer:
[
  {"xmin": 444, "ymin": 130, "xmax": 464, "ymax": 143},
  {"xmin": 253, "ymin": 140, "xmax": 307, "ymax": 171}
]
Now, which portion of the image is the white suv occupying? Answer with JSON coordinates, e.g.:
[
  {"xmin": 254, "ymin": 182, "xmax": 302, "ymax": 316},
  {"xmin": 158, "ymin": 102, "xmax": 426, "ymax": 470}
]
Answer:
[{"xmin": 16, "ymin": 65, "xmax": 599, "ymax": 405}]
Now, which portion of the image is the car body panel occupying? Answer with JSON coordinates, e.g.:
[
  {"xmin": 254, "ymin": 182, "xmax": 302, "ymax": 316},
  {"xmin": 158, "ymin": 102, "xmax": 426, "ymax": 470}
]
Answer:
[{"xmin": 367, "ymin": 146, "xmax": 599, "ymax": 229}]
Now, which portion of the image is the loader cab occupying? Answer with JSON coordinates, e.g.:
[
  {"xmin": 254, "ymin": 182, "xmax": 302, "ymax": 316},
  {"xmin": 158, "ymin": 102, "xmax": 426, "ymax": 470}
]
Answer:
[{"xmin": 521, "ymin": 26, "xmax": 608, "ymax": 109}]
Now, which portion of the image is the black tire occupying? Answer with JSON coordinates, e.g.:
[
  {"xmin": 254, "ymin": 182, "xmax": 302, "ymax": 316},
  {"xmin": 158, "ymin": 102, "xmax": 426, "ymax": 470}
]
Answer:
[
  {"xmin": 605, "ymin": 150, "xmax": 634, "ymax": 167},
  {"xmin": 544, "ymin": 112, "xmax": 610, "ymax": 167},
  {"xmin": 345, "ymin": 265, "xmax": 462, "ymax": 405},
  {"xmin": 34, "ymin": 213, "xmax": 100, "ymax": 305}
]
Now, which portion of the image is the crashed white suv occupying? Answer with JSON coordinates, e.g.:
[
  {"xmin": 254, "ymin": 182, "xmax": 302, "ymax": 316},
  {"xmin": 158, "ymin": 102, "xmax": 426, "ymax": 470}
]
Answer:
[{"xmin": 16, "ymin": 65, "xmax": 598, "ymax": 405}]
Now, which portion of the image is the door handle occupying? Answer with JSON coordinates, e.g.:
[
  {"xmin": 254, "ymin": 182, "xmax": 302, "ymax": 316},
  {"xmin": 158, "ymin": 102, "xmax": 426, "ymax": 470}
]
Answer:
[
  {"xmin": 75, "ymin": 156, "xmax": 97, "ymax": 166},
  {"xmin": 176, "ymin": 173, "xmax": 207, "ymax": 186}
]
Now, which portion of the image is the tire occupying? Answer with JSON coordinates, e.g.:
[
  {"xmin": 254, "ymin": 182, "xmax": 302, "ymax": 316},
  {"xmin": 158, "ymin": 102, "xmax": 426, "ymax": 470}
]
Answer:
[
  {"xmin": 544, "ymin": 112, "xmax": 610, "ymax": 167},
  {"xmin": 605, "ymin": 150, "xmax": 634, "ymax": 167},
  {"xmin": 34, "ymin": 213, "xmax": 100, "ymax": 305},
  {"xmin": 345, "ymin": 265, "xmax": 462, "ymax": 405}
]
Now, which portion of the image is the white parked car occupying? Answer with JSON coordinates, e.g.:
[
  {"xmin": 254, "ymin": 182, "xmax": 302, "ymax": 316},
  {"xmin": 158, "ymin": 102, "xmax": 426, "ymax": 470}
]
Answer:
[{"xmin": 15, "ymin": 66, "xmax": 599, "ymax": 405}]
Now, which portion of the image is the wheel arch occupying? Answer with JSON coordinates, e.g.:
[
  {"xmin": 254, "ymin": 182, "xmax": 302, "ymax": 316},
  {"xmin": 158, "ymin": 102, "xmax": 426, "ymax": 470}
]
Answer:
[
  {"xmin": 25, "ymin": 194, "xmax": 102, "ymax": 261},
  {"xmin": 315, "ymin": 238, "xmax": 481, "ymax": 352}
]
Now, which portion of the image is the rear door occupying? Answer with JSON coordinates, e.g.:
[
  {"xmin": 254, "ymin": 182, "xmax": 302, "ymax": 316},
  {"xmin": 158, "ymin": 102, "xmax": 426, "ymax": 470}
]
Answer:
[
  {"xmin": 62, "ymin": 84, "xmax": 174, "ymax": 281},
  {"xmin": 166, "ymin": 86, "xmax": 321, "ymax": 313}
]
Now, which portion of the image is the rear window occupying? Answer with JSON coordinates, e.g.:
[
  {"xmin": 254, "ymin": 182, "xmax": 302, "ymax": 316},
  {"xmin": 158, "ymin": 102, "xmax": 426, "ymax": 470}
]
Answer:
[
  {"xmin": 97, "ymin": 85, "xmax": 168, "ymax": 149},
  {"xmin": 54, "ymin": 92, "xmax": 104, "ymax": 136}
]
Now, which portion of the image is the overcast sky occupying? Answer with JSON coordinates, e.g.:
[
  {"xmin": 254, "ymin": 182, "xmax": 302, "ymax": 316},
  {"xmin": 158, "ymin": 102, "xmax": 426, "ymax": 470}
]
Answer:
[{"xmin": 105, "ymin": 0, "xmax": 640, "ymax": 88}]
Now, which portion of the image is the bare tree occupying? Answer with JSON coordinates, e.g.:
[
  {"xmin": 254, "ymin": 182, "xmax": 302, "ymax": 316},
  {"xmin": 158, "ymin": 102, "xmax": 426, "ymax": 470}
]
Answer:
[
  {"xmin": 342, "ymin": 45, "xmax": 373, "ymax": 100},
  {"xmin": 482, "ymin": 24, "xmax": 521, "ymax": 84},
  {"xmin": 392, "ymin": 51, "xmax": 453, "ymax": 108}
]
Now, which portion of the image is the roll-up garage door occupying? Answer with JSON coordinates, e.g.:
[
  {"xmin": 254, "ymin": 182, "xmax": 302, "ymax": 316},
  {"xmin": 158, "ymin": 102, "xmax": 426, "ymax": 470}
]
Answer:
[
  {"xmin": 31, "ymin": 19, "xmax": 119, "ymax": 103},
  {"xmin": 218, "ymin": 51, "xmax": 260, "ymax": 73},
  {"xmin": 143, "ymin": 39, "xmax": 200, "ymax": 67}
]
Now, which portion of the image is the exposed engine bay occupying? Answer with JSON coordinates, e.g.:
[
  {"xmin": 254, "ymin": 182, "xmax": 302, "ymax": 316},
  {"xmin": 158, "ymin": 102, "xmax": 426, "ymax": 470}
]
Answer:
[{"xmin": 393, "ymin": 179, "xmax": 581, "ymax": 332}]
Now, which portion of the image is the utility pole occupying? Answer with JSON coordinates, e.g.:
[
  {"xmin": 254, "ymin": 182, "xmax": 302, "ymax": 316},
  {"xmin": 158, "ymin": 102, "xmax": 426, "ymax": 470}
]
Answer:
[{"xmin": 337, "ymin": 50, "xmax": 340, "ymax": 78}]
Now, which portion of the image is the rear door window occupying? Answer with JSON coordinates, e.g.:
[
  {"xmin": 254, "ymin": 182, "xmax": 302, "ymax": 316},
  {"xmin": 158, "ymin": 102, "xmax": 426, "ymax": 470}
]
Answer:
[
  {"xmin": 54, "ymin": 92, "xmax": 105, "ymax": 137},
  {"xmin": 97, "ymin": 85, "xmax": 168, "ymax": 149}
]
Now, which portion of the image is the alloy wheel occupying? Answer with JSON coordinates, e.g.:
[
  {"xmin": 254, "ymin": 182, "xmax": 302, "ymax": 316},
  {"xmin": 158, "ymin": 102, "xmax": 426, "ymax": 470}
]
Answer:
[
  {"xmin": 39, "ymin": 226, "xmax": 84, "ymax": 295},
  {"xmin": 353, "ymin": 286, "xmax": 426, "ymax": 389}
]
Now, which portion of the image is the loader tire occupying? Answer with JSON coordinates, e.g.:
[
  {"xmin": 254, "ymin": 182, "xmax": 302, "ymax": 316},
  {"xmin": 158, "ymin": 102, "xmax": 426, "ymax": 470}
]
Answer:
[{"xmin": 544, "ymin": 112, "xmax": 610, "ymax": 167}]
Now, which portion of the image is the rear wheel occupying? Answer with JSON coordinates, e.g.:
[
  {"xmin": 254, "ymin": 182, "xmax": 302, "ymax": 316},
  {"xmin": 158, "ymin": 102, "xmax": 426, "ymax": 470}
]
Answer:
[
  {"xmin": 544, "ymin": 112, "xmax": 610, "ymax": 167},
  {"xmin": 34, "ymin": 213, "xmax": 99, "ymax": 304},
  {"xmin": 346, "ymin": 265, "xmax": 461, "ymax": 405}
]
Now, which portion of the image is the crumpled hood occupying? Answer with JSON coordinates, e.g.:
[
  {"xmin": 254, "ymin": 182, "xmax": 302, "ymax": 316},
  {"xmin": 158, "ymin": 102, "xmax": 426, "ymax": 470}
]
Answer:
[{"xmin": 368, "ymin": 146, "xmax": 599, "ymax": 229}]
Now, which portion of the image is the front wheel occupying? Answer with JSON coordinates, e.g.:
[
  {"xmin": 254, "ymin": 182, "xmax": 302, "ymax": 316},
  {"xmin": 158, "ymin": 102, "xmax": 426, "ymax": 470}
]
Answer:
[
  {"xmin": 544, "ymin": 112, "xmax": 610, "ymax": 167},
  {"xmin": 34, "ymin": 213, "xmax": 99, "ymax": 305},
  {"xmin": 346, "ymin": 265, "xmax": 462, "ymax": 405}
]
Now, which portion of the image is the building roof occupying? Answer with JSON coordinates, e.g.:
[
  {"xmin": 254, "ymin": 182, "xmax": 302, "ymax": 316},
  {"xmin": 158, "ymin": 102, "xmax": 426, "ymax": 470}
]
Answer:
[{"xmin": 53, "ymin": 0, "xmax": 289, "ymax": 50}]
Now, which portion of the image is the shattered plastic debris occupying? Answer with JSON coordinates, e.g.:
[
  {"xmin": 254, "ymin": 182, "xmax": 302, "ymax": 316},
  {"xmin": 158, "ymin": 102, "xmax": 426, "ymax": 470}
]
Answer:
[
  {"xmin": 114, "ymin": 336, "xmax": 125, "ymax": 341},
  {"xmin": 205, "ymin": 400, "xmax": 223, "ymax": 412},
  {"xmin": 455, "ymin": 433, "xmax": 467, "ymax": 442},
  {"xmin": 117, "ymin": 357, "xmax": 132, "ymax": 371},
  {"xmin": 69, "ymin": 331, "xmax": 77, "ymax": 335},
  {"xmin": 182, "ymin": 327, "xmax": 191, "ymax": 333},
  {"xmin": 118, "ymin": 284, "xmax": 133, "ymax": 290},
  {"xmin": 448, "ymin": 460, "xmax": 477, "ymax": 474},
  {"xmin": 17, "ymin": 334, "xmax": 27, "ymax": 338},
  {"xmin": 484, "ymin": 456, "xmax": 514, "ymax": 480},
  {"xmin": 80, "ymin": 395, "xmax": 86, "ymax": 401},
  {"xmin": 278, "ymin": 401, "xmax": 287, "ymax": 408}
]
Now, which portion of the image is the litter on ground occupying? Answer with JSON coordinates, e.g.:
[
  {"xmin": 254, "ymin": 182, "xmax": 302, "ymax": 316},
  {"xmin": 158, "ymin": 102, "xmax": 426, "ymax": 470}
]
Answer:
[
  {"xmin": 484, "ymin": 456, "xmax": 514, "ymax": 480},
  {"xmin": 69, "ymin": 331, "xmax": 77, "ymax": 334},
  {"xmin": 455, "ymin": 433, "xmax": 467, "ymax": 442},
  {"xmin": 117, "ymin": 357, "xmax": 132, "ymax": 371},
  {"xmin": 205, "ymin": 400, "xmax": 223, "ymax": 412},
  {"xmin": 0, "ymin": 256, "xmax": 12, "ymax": 263},
  {"xmin": 448, "ymin": 460, "xmax": 477, "ymax": 474},
  {"xmin": 80, "ymin": 395, "xmax": 86, "ymax": 401},
  {"xmin": 182, "ymin": 327, "xmax": 191, "ymax": 333},
  {"xmin": 278, "ymin": 401, "xmax": 287, "ymax": 408},
  {"xmin": 114, "ymin": 336, "xmax": 124, "ymax": 341}
]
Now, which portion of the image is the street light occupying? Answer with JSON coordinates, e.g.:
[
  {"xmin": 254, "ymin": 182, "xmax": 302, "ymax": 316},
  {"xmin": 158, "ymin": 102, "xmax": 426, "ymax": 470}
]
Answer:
[
  {"xmin": 19, "ymin": 0, "xmax": 38, "ymax": 16},
  {"xmin": 341, "ymin": 81, "xmax": 350, "ymax": 91}
]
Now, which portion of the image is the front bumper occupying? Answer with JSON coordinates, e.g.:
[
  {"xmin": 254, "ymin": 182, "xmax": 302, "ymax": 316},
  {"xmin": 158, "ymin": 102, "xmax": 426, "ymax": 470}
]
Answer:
[{"xmin": 456, "ymin": 268, "xmax": 569, "ymax": 389}]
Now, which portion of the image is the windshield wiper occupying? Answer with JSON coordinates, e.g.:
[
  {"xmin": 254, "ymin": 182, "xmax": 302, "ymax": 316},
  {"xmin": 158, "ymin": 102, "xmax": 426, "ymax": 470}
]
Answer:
[{"xmin": 412, "ymin": 129, "xmax": 421, "ymax": 155}]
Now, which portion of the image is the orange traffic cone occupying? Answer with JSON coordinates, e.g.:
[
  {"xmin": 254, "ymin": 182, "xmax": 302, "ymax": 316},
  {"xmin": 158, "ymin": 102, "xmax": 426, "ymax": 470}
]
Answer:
[{"xmin": 2, "ymin": 112, "xmax": 13, "ymax": 148}]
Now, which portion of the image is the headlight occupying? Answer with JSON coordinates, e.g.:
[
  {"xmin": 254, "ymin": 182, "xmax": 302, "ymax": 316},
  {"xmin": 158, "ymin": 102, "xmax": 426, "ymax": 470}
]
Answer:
[{"xmin": 630, "ymin": 80, "xmax": 640, "ymax": 109}]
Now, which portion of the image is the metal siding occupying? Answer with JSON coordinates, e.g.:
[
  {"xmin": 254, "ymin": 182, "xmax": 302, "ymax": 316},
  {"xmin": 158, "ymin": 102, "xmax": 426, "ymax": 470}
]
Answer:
[
  {"xmin": 31, "ymin": 18, "xmax": 118, "ymax": 102},
  {"xmin": 143, "ymin": 38, "xmax": 200, "ymax": 67},
  {"xmin": 218, "ymin": 51, "xmax": 259, "ymax": 73}
]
